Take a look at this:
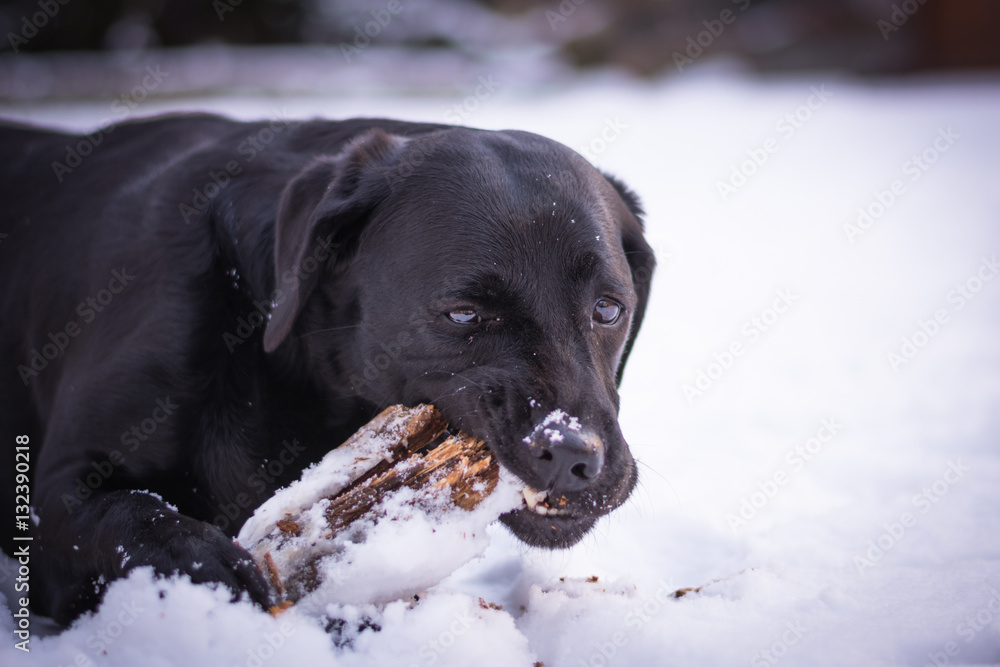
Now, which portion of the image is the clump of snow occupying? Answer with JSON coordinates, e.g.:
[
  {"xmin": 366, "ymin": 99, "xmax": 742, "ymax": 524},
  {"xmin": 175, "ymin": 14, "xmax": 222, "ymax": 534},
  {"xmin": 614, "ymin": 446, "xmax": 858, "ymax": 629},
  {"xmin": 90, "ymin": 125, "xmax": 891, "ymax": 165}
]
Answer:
[
  {"xmin": 523, "ymin": 408, "xmax": 584, "ymax": 445},
  {"xmin": 541, "ymin": 408, "xmax": 582, "ymax": 432},
  {"xmin": 130, "ymin": 489, "xmax": 178, "ymax": 512},
  {"xmin": 252, "ymin": 469, "xmax": 522, "ymax": 615}
]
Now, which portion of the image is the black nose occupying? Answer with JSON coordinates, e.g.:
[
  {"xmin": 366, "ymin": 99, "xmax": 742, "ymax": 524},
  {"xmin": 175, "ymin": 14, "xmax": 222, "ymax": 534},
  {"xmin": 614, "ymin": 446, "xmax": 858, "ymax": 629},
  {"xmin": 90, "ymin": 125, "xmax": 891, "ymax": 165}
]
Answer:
[{"xmin": 527, "ymin": 423, "xmax": 605, "ymax": 492}]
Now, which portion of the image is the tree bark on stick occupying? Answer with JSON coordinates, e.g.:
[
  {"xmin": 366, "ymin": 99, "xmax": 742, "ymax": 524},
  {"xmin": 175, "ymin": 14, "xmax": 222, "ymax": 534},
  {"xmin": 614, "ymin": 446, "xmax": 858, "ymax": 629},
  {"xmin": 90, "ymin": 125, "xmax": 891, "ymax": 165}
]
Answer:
[{"xmin": 240, "ymin": 404, "xmax": 501, "ymax": 608}]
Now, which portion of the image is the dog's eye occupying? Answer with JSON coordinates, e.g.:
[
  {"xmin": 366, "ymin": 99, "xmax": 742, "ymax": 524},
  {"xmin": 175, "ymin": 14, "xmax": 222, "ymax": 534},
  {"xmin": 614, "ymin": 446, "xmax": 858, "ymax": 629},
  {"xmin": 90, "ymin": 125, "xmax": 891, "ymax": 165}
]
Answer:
[
  {"xmin": 593, "ymin": 298, "xmax": 622, "ymax": 325},
  {"xmin": 447, "ymin": 308, "xmax": 482, "ymax": 325}
]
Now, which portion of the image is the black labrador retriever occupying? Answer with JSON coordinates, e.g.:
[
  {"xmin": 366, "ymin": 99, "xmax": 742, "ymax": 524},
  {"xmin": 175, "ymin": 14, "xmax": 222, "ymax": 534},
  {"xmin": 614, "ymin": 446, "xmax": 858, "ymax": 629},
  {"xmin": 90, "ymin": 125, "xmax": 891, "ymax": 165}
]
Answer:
[{"xmin": 0, "ymin": 114, "xmax": 654, "ymax": 625}]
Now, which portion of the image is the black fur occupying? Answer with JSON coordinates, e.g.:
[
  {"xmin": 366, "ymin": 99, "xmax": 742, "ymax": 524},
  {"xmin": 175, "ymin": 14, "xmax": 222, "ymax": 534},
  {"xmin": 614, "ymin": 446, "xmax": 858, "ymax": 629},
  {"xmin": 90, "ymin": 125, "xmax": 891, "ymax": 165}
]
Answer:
[{"xmin": 0, "ymin": 114, "xmax": 655, "ymax": 625}]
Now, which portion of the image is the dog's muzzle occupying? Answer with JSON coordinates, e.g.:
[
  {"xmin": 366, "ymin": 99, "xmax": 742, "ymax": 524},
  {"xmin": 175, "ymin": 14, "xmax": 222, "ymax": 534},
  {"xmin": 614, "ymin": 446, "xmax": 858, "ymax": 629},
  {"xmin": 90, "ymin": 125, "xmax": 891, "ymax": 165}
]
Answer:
[{"xmin": 523, "ymin": 410, "xmax": 605, "ymax": 492}]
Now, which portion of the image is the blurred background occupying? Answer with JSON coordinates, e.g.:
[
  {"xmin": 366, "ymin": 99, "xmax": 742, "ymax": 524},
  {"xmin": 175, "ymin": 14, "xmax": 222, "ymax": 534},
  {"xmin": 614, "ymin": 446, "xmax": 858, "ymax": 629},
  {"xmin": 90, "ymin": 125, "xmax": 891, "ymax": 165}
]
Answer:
[{"xmin": 2, "ymin": 0, "xmax": 1000, "ymax": 100}]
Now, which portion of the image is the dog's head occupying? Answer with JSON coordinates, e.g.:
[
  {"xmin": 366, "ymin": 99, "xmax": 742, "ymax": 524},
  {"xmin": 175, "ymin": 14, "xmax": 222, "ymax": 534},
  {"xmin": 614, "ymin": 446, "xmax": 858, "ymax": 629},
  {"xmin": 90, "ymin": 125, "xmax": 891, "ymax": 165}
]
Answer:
[{"xmin": 263, "ymin": 126, "xmax": 655, "ymax": 547}]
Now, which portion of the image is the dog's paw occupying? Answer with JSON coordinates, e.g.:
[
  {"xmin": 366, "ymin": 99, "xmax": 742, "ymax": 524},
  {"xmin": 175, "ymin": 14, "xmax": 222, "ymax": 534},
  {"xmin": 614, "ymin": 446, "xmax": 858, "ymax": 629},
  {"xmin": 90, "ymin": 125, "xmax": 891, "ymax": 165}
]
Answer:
[{"xmin": 127, "ymin": 516, "xmax": 273, "ymax": 609}]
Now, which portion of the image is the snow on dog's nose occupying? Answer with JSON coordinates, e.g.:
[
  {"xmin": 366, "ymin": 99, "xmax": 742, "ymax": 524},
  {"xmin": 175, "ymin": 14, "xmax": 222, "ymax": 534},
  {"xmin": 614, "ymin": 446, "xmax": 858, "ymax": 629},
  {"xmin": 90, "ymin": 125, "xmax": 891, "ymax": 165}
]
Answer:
[{"xmin": 523, "ymin": 409, "xmax": 605, "ymax": 493}]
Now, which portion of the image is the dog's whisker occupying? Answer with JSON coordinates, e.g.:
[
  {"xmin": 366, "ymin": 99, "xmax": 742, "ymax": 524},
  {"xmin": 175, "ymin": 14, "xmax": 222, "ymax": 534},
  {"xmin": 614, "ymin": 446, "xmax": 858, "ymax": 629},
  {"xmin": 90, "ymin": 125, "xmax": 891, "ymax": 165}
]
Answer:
[
  {"xmin": 293, "ymin": 324, "xmax": 363, "ymax": 341},
  {"xmin": 452, "ymin": 373, "xmax": 489, "ymax": 391},
  {"xmin": 420, "ymin": 369, "xmax": 487, "ymax": 389},
  {"xmin": 623, "ymin": 478, "xmax": 656, "ymax": 520},
  {"xmin": 426, "ymin": 385, "xmax": 482, "ymax": 407},
  {"xmin": 635, "ymin": 459, "xmax": 678, "ymax": 508}
]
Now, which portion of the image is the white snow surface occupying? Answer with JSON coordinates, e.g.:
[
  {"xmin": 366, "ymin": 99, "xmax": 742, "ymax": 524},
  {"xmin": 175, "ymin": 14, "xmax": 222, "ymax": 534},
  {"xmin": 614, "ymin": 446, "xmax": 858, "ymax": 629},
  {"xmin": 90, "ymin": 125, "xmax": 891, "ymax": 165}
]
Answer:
[{"xmin": 2, "ymin": 69, "xmax": 1000, "ymax": 666}]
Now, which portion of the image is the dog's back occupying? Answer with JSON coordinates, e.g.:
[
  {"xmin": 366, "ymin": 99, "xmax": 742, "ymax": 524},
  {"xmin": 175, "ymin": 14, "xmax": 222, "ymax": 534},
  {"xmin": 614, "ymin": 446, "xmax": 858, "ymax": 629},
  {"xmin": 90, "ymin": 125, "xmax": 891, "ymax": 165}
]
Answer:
[{"xmin": 0, "ymin": 116, "xmax": 236, "ymax": 564}]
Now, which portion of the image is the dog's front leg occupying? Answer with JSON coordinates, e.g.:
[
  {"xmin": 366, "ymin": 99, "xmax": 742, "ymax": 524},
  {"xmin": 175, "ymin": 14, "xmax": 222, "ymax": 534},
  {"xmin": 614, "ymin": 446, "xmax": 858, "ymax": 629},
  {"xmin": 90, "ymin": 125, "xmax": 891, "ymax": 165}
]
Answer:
[{"xmin": 33, "ymin": 484, "xmax": 272, "ymax": 625}]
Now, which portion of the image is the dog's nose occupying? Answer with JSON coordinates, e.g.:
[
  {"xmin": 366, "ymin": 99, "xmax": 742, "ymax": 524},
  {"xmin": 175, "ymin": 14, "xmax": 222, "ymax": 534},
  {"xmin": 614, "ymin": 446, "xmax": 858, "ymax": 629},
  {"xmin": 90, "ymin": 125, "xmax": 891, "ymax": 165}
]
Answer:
[{"xmin": 528, "ymin": 423, "xmax": 605, "ymax": 492}]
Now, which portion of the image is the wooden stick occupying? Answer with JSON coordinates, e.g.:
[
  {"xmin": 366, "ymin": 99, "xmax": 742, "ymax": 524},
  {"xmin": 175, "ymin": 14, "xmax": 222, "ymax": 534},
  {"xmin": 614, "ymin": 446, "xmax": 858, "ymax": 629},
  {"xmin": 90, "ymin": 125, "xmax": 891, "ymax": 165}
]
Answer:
[{"xmin": 246, "ymin": 404, "xmax": 501, "ymax": 605}]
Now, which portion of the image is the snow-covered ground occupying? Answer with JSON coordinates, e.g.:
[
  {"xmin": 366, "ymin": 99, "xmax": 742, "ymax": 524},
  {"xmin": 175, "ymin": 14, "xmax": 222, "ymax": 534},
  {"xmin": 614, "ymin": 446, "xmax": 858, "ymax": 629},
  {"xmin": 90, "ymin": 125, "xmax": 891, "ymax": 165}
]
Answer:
[{"xmin": 2, "ymin": 67, "xmax": 1000, "ymax": 666}]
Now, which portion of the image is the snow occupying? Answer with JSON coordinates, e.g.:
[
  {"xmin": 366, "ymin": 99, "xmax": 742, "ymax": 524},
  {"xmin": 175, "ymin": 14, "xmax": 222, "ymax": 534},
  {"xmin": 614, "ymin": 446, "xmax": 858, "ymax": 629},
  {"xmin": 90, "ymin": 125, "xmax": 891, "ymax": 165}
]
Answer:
[
  {"xmin": 3, "ymin": 68, "xmax": 1000, "ymax": 666},
  {"xmin": 524, "ymin": 409, "xmax": 583, "ymax": 445},
  {"xmin": 278, "ymin": 476, "xmax": 520, "ymax": 612}
]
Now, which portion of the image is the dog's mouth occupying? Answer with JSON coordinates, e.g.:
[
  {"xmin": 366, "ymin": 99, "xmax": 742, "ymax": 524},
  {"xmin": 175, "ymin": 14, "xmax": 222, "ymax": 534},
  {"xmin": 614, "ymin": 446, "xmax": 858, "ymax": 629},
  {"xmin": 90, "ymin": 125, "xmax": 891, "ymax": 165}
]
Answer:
[
  {"xmin": 420, "ymin": 397, "xmax": 635, "ymax": 547},
  {"xmin": 498, "ymin": 484, "xmax": 601, "ymax": 547},
  {"xmin": 437, "ymin": 417, "xmax": 636, "ymax": 547},
  {"xmin": 497, "ymin": 467, "xmax": 636, "ymax": 548},
  {"xmin": 519, "ymin": 486, "xmax": 571, "ymax": 517}
]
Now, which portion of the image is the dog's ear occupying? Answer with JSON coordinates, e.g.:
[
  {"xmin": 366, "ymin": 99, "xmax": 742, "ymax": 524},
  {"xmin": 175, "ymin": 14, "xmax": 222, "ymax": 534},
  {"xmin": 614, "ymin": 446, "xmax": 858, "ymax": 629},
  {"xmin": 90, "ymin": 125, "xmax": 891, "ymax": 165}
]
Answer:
[
  {"xmin": 263, "ymin": 129, "xmax": 407, "ymax": 353},
  {"xmin": 604, "ymin": 173, "xmax": 656, "ymax": 386}
]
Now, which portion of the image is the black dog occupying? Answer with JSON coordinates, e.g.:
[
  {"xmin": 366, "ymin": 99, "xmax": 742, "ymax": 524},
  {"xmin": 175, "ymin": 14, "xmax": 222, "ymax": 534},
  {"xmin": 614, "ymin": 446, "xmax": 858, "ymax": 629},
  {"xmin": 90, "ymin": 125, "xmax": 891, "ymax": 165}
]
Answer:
[{"xmin": 0, "ymin": 114, "xmax": 654, "ymax": 625}]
